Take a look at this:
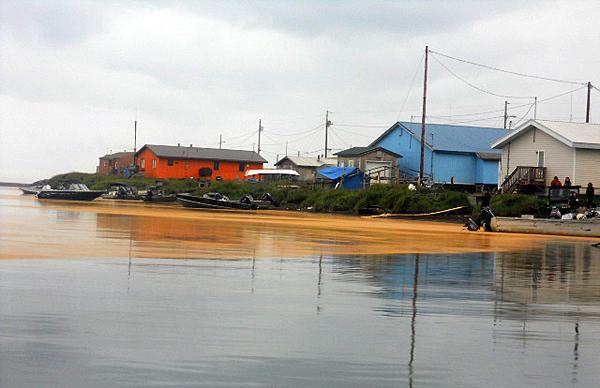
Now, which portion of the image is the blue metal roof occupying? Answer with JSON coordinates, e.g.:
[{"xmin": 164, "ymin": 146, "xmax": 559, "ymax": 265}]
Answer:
[{"xmin": 371, "ymin": 122, "xmax": 508, "ymax": 154}]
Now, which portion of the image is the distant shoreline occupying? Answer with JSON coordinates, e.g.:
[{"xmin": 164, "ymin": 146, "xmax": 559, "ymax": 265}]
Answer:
[{"xmin": 0, "ymin": 182, "xmax": 30, "ymax": 188}]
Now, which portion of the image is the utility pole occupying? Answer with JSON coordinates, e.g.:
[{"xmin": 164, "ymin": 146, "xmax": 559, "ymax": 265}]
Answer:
[
  {"xmin": 586, "ymin": 81, "xmax": 592, "ymax": 123},
  {"xmin": 257, "ymin": 119, "xmax": 263, "ymax": 154},
  {"xmin": 534, "ymin": 97, "xmax": 538, "ymax": 119},
  {"xmin": 419, "ymin": 45, "xmax": 429, "ymax": 185},
  {"xmin": 325, "ymin": 110, "xmax": 332, "ymax": 158},
  {"xmin": 133, "ymin": 120, "xmax": 137, "ymax": 170},
  {"xmin": 219, "ymin": 134, "xmax": 223, "ymax": 149},
  {"xmin": 503, "ymin": 101, "xmax": 509, "ymax": 129},
  {"xmin": 285, "ymin": 141, "xmax": 288, "ymax": 156}
]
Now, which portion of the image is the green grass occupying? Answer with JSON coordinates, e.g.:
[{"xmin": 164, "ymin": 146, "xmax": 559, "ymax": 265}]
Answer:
[
  {"xmin": 489, "ymin": 193, "xmax": 547, "ymax": 217},
  {"xmin": 42, "ymin": 173, "xmax": 473, "ymax": 214}
]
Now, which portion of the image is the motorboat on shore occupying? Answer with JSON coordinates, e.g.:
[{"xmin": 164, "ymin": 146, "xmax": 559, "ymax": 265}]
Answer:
[
  {"xmin": 19, "ymin": 186, "xmax": 42, "ymax": 195},
  {"xmin": 176, "ymin": 193, "xmax": 257, "ymax": 210},
  {"xmin": 490, "ymin": 216, "xmax": 600, "ymax": 238},
  {"xmin": 142, "ymin": 186, "xmax": 177, "ymax": 203},
  {"xmin": 37, "ymin": 183, "xmax": 105, "ymax": 201},
  {"xmin": 102, "ymin": 182, "xmax": 142, "ymax": 200}
]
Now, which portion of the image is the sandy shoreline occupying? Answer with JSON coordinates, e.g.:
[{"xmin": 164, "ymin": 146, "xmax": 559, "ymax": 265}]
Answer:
[{"xmin": 1, "ymin": 191, "xmax": 598, "ymax": 260}]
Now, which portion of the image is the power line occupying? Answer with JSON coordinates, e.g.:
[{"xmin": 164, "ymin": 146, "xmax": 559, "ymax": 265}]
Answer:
[
  {"xmin": 397, "ymin": 52, "xmax": 425, "ymax": 120},
  {"xmin": 430, "ymin": 49, "xmax": 586, "ymax": 86},
  {"xmin": 333, "ymin": 123, "xmax": 388, "ymax": 128},
  {"xmin": 512, "ymin": 103, "xmax": 536, "ymax": 128},
  {"xmin": 431, "ymin": 54, "xmax": 535, "ymax": 99}
]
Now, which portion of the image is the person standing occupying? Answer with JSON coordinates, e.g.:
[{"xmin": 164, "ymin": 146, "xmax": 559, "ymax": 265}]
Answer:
[
  {"xmin": 564, "ymin": 177, "xmax": 572, "ymax": 187},
  {"xmin": 569, "ymin": 191, "xmax": 580, "ymax": 212},
  {"xmin": 481, "ymin": 189, "xmax": 491, "ymax": 208},
  {"xmin": 550, "ymin": 176, "xmax": 562, "ymax": 187},
  {"xmin": 586, "ymin": 182, "xmax": 595, "ymax": 207}
]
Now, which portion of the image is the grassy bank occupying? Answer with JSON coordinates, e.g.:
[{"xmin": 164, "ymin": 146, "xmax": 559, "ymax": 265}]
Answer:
[
  {"xmin": 193, "ymin": 181, "xmax": 472, "ymax": 214},
  {"xmin": 46, "ymin": 172, "xmax": 583, "ymax": 217}
]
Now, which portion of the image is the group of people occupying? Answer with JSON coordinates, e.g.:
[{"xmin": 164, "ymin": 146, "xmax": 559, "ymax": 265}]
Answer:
[{"xmin": 550, "ymin": 175, "xmax": 597, "ymax": 211}]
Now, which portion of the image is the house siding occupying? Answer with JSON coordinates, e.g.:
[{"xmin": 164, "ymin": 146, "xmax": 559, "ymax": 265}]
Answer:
[
  {"xmin": 373, "ymin": 126, "xmax": 432, "ymax": 178},
  {"xmin": 277, "ymin": 161, "xmax": 319, "ymax": 181},
  {"xmin": 137, "ymin": 148, "xmax": 263, "ymax": 180},
  {"xmin": 432, "ymin": 152, "xmax": 476, "ymax": 184},
  {"xmin": 575, "ymin": 148, "xmax": 600, "ymax": 187},
  {"xmin": 500, "ymin": 127, "xmax": 574, "ymax": 186}
]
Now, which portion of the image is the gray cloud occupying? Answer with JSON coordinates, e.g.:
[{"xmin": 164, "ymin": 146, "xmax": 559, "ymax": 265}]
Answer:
[{"xmin": 0, "ymin": 0, "xmax": 599, "ymax": 182}]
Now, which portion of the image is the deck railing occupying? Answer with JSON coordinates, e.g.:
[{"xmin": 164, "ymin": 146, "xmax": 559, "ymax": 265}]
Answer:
[{"xmin": 501, "ymin": 166, "xmax": 546, "ymax": 193}]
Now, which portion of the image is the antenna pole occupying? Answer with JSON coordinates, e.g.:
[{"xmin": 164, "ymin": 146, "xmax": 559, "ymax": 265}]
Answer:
[
  {"xmin": 257, "ymin": 119, "xmax": 263, "ymax": 154},
  {"xmin": 219, "ymin": 134, "xmax": 223, "ymax": 149},
  {"xmin": 586, "ymin": 82, "xmax": 592, "ymax": 123},
  {"xmin": 133, "ymin": 120, "xmax": 137, "ymax": 169},
  {"xmin": 503, "ymin": 101, "xmax": 508, "ymax": 129},
  {"xmin": 325, "ymin": 110, "xmax": 331, "ymax": 158},
  {"xmin": 534, "ymin": 97, "xmax": 538, "ymax": 119},
  {"xmin": 419, "ymin": 46, "xmax": 429, "ymax": 185}
]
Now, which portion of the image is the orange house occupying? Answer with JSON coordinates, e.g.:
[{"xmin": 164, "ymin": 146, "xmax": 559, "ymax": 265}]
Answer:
[{"xmin": 135, "ymin": 144, "xmax": 267, "ymax": 180}]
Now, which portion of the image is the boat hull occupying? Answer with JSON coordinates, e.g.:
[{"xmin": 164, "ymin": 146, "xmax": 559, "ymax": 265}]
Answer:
[
  {"xmin": 20, "ymin": 187, "xmax": 40, "ymax": 195},
  {"xmin": 176, "ymin": 194, "xmax": 256, "ymax": 210},
  {"xmin": 490, "ymin": 217, "xmax": 600, "ymax": 237},
  {"xmin": 37, "ymin": 190, "xmax": 105, "ymax": 201},
  {"xmin": 142, "ymin": 195, "xmax": 177, "ymax": 203}
]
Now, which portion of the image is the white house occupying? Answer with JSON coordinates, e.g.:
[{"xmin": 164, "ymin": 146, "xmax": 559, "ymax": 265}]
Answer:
[{"xmin": 491, "ymin": 119, "xmax": 600, "ymax": 192}]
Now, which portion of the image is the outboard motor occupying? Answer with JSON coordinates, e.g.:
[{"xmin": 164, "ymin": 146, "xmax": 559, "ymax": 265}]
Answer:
[
  {"xmin": 260, "ymin": 192, "xmax": 280, "ymax": 207},
  {"xmin": 240, "ymin": 194, "xmax": 254, "ymax": 205},
  {"xmin": 466, "ymin": 206, "xmax": 495, "ymax": 232}
]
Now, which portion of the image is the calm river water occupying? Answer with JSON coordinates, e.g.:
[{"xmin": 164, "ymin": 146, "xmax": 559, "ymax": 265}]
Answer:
[{"xmin": 1, "ymin": 187, "xmax": 600, "ymax": 387}]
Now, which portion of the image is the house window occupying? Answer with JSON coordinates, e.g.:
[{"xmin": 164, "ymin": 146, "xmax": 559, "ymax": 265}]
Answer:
[
  {"xmin": 348, "ymin": 160, "xmax": 354, "ymax": 167},
  {"xmin": 239, "ymin": 163, "xmax": 245, "ymax": 172},
  {"xmin": 152, "ymin": 159, "xmax": 157, "ymax": 169},
  {"xmin": 536, "ymin": 150, "xmax": 545, "ymax": 167},
  {"xmin": 214, "ymin": 161, "xmax": 220, "ymax": 171},
  {"xmin": 141, "ymin": 159, "xmax": 145, "ymax": 169},
  {"xmin": 168, "ymin": 159, "xmax": 174, "ymax": 166},
  {"xmin": 104, "ymin": 161, "xmax": 108, "ymax": 167}
]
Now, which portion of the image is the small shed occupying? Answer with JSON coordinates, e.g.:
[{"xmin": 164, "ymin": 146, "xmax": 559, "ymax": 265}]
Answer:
[
  {"xmin": 335, "ymin": 146, "xmax": 401, "ymax": 184},
  {"xmin": 491, "ymin": 119, "xmax": 600, "ymax": 193}
]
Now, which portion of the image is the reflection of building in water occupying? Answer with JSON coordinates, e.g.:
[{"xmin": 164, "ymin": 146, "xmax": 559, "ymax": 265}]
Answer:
[
  {"xmin": 94, "ymin": 213, "xmax": 327, "ymax": 259},
  {"xmin": 494, "ymin": 242, "xmax": 600, "ymax": 305},
  {"xmin": 333, "ymin": 253, "xmax": 495, "ymax": 308}
]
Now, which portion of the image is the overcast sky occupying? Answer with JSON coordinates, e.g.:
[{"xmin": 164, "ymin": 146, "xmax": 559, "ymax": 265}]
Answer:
[{"xmin": 1, "ymin": 0, "xmax": 600, "ymax": 182}]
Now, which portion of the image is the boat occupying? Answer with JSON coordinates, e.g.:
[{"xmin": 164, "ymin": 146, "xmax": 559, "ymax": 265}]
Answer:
[
  {"xmin": 102, "ymin": 182, "xmax": 142, "ymax": 200},
  {"xmin": 19, "ymin": 186, "xmax": 42, "ymax": 195},
  {"xmin": 490, "ymin": 216, "xmax": 600, "ymax": 238},
  {"xmin": 36, "ymin": 183, "xmax": 105, "ymax": 201},
  {"xmin": 142, "ymin": 186, "xmax": 177, "ymax": 203},
  {"xmin": 176, "ymin": 193, "xmax": 257, "ymax": 210}
]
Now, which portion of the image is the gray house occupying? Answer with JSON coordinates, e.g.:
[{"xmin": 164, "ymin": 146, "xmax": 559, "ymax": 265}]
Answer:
[
  {"xmin": 335, "ymin": 146, "xmax": 402, "ymax": 183},
  {"xmin": 275, "ymin": 156, "xmax": 336, "ymax": 181},
  {"xmin": 492, "ymin": 119, "xmax": 600, "ymax": 192}
]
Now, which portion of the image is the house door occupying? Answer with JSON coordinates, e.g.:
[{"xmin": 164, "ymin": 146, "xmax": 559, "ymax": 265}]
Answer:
[{"xmin": 536, "ymin": 150, "xmax": 545, "ymax": 167}]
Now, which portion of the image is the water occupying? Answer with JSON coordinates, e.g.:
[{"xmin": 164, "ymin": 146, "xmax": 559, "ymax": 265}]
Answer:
[{"xmin": 1, "ymin": 187, "xmax": 600, "ymax": 387}]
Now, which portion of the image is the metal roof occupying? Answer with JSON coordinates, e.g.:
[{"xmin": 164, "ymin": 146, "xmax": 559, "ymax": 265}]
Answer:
[
  {"xmin": 334, "ymin": 146, "xmax": 402, "ymax": 158},
  {"xmin": 135, "ymin": 144, "xmax": 267, "ymax": 163},
  {"xmin": 491, "ymin": 119, "xmax": 600, "ymax": 150},
  {"xmin": 370, "ymin": 121, "xmax": 507, "ymax": 154},
  {"xmin": 275, "ymin": 156, "xmax": 327, "ymax": 167},
  {"xmin": 100, "ymin": 151, "xmax": 133, "ymax": 160}
]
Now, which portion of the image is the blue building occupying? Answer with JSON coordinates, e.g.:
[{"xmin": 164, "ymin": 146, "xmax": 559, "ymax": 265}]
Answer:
[{"xmin": 369, "ymin": 121, "xmax": 508, "ymax": 186}]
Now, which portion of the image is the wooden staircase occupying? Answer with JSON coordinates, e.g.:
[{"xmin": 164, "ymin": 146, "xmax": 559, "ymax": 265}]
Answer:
[{"xmin": 501, "ymin": 166, "xmax": 546, "ymax": 194}]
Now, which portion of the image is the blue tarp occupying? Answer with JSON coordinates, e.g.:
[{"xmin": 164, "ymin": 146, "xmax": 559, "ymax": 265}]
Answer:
[{"xmin": 318, "ymin": 167, "xmax": 365, "ymax": 189}]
